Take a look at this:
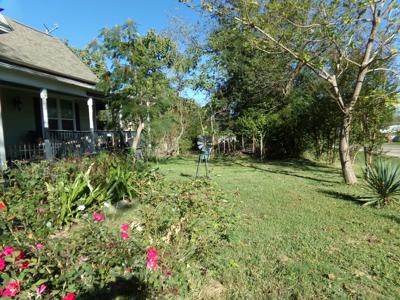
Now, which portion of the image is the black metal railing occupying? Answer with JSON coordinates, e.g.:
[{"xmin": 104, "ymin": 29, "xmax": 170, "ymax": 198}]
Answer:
[{"xmin": 6, "ymin": 130, "xmax": 136, "ymax": 161}]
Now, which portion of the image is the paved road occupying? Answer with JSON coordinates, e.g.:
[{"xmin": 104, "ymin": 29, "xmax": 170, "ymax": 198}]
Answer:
[{"xmin": 382, "ymin": 144, "xmax": 400, "ymax": 158}]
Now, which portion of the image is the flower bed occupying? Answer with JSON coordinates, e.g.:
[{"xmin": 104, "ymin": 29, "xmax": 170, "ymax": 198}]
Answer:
[{"xmin": 0, "ymin": 154, "xmax": 233, "ymax": 299}]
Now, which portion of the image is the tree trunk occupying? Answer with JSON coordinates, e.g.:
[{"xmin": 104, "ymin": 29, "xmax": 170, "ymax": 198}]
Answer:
[
  {"xmin": 252, "ymin": 136, "xmax": 255, "ymax": 153},
  {"xmin": 331, "ymin": 129, "xmax": 338, "ymax": 165},
  {"xmin": 339, "ymin": 113, "xmax": 357, "ymax": 184},
  {"xmin": 241, "ymin": 135, "xmax": 245, "ymax": 151},
  {"xmin": 175, "ymin": 104, "xmax": 186, "ymax": 156},
  {"xmin": 210, "ymin": 114, "xmax": 216, "ymax": 155},
  {"xmin": 132, "ymin": 120, "xmax": 145, "ymax": 152},
  {"xmin": 260, "ymin": 135, "xmax": 264, "ymax": 160}
]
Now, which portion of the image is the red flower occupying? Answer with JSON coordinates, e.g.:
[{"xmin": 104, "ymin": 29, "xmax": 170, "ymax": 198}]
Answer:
[
  {"xmin": 0, "ymin": 201, "xmax": 6, "ymax": 210},
  {"xmin": 0, "ymin": 257, "xmax": 5, "ymax": 271},
  {"xmin": 37, "ymin": 207, "xmax": 46, "ymax": 214},
  {"xmin": 2, "ymin": 280, "xmax": 20, "ymax": 297},
  {"xmin": 93, "ymin": 212, "xmax": 105, "ymax": 222},
  {"xmin": 147, "ymin": 248, "xmax": 157, "ymax": 259},
  {"xmin": 121, "ymin": 223, "xmax": 130, "ymax": 231},
  {"xmin": 15, "ymin": 250, "xmax": 25, "ymax": 261},
  {"xmin": 17, "ymin": 260, "xmax": 30, "ymax": 269},
  {"xmin": 62, "ymin": 292, "xmax": 77, "ymax": 300},
  {"xmin": 166, "ymin": 271, "xmax": 173, "ymax": 277},
  {"xmin": 36, "ymin": 284, "xmax": 47, "ymax": 295},
  {"xmin": 146, "ymin": 248, "xmax": 158, "ymax": 270},
  {"xmin": 120, "ymin": 231, "xmax": 130, "ymax": 240},
  {"xmin": 2, "ymin": 246, "xmax": 14, "ymax": 257}
]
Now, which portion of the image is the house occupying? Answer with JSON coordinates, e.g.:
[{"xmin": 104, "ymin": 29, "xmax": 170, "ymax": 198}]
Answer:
[{"xmin": 0, "ymin": 14, "xmax": 130, "ymax": 168}]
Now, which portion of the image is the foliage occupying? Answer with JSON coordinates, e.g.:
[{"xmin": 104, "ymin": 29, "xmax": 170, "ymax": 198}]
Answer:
[
  {"xmin": 77, "ymin": 20, "xmax": 204, "ymax": 157},
  {"xmin": 0, "ymin": 153, "xmax": 234, "ymax": 299},
  {"xmin": 361, "ymin": 159, "xmax": 400, "ymax": 207},
  {"xmin": 184, "ymin": 0, "xmax": 400, "ymax": 184},
  {"xmin": 46, "ymin": 164, "xmax": 103, "ymax": 226}
]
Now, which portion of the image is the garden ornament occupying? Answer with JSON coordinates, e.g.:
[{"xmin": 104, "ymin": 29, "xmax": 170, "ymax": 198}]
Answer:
[{"xmin": 196, "ymin": 135, "xmax": 212, "ymax": 178}]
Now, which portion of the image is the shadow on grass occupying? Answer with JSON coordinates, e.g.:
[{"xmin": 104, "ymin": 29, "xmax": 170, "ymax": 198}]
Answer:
[
  {"xmin": 233, "ymin": 161, "xmax": 341, "ymax": 185},
  {"xmin": 377, "ymin": 212, "xmax": 400, "ymax": 224},
  {"xmin": 318, "ymin": 190, "xmax": 363, "ymax": 205},
  {"xmin": 80, "ymin": 276, "xmax": 148, "ymax": 300},
  {"xmin": 180, "ymin": 172, "xmax": 194, "ymax": 178},
  {"xmin": 158, "ymin": 155, "xmax": 343, "ymax": 184}
]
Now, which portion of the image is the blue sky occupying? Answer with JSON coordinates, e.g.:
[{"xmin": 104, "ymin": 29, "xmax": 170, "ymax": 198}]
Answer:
[
  {"xmin": 0, "ymin": 0, "xmax": 208, "ymax": 103},
  {"xmin": 0, "ymin": 0, "xmax": 198, "ymax": 48}
]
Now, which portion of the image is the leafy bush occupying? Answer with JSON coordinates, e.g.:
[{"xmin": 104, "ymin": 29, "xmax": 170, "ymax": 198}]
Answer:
[
  {"xmin": 0, "ymin": 210, "xmax": 147, "ymax": 299},
  {"xmin": 0, "ymin": 153, "xmax": 234, "ymax": 298},
  {"xmin": 362, "ymin": 159, "xmax": 400, "ymax": 207}
]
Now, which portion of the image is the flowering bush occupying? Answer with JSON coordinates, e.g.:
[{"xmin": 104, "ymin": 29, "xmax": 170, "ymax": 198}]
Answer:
[{"xmin": 0, "ymin": 154, "xmax": 234, "ymax": 298}]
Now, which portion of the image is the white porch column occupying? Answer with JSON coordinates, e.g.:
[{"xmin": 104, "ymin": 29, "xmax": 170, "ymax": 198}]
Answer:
[
  {"xmin": 40, "ymin": 89, "xmax": 53, "ymax": 160},
  {"xmin": 119, "ymin": 108, "xmax": 124, "ymax": 130},
  {"xmin": 0, "ymin": 90, "xmax": 7, "ymax": 170},
  {"xmin": 87, "ymin": 98, "xmax": 95, "ymax": 151}
]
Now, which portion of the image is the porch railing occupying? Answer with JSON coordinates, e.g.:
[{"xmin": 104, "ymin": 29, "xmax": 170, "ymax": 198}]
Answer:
[{"xmin": 6, "ymin": 130, "xmax": 136, "ymax": 161}]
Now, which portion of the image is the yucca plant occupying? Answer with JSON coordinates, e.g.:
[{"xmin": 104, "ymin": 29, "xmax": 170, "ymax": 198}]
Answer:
[{"xmin": 361, "ymin": 159, "xmax": 400, "ymax": 207}]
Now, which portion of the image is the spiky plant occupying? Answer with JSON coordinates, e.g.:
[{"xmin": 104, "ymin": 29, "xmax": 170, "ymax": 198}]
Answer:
[{"xmin": 362, "ymin": 159, "xmax": 400, "ymax": 207}]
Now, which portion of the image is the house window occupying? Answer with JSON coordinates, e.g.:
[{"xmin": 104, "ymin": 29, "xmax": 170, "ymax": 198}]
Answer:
[{"xmin": 48, "ymin": 98, "xmax": 76, "ymax": 130}]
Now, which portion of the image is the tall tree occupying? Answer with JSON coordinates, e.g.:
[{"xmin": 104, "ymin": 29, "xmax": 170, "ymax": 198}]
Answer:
[
  {"xmin": 182, "ymin": 0, "xmax": 400, "ymax": 184},
  {"xmin": 89, "ymin": 20, "xmax": 178, "ymax": 152}
]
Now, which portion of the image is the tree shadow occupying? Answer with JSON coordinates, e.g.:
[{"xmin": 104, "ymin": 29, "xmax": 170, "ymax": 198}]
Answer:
[
  {"xmin": 377, "ymin": 212, "xmax": 400, "ymax": 224},
  {"xmin": 265, "ymin": 158, "xmax": 338, "ymax": 174},
  {"xmin": 233, "ymin": 161, "xmax": 341, "ymax": 185},
  {"xmin": 79, "ymin": 276, "xmax": 148, "ymax": 300},
  {"xmin": 318, "ymin": 189, "xmax": 363, "ymax": 205},
  {"xmin": 180, "ymin": 172, "xmax": 194, "ymax": 178}
]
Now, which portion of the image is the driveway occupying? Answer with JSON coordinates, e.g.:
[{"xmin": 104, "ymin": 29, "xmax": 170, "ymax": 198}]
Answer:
[{"xmin": 382, "ymin": 144, "xmax": 400, "ymax": 158}]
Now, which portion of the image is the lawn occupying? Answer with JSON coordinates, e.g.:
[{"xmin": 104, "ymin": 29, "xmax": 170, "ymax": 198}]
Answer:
[{"xmin": 153, "ymin": 156, "xmax": 400, "ymax": 299}]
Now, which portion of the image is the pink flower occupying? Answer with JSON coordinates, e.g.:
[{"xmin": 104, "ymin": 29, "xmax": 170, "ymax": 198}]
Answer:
[
  {"xmin": 0, "ymin": 257, "xmax": 5, "ymax": 271},
  {"xmin": 120, "ymin": 231, "xmax": 130, "ymax": 240},
  {"xmin": 37, "ymin": 207, "xmax": 46, "ymax": 214},
  {"xmin": 62, "ymin": 292, "xmax": 77, "ymax": 300},
  {"xmin": 36, "ymin": 284, "xmax": 47, "ymax": 295},
  {"xmin": 16, "ymin": 260, "xmax": 30, "ymax": 269},
  {"xmin": 2, "ymin": 281, "xmax": 19, "ymax": 297},
  {"xmin": 147, "ymin": 248, "xmax": 157, "ymax": 259},
  {"xmin": 35, "ymin": 243, "xmax": 45, "ymax": 250},
  {"xmin": 0, "ymin": 201, "xmax": 6, "ymax": 210},
  {"xmin": 121, "ymin": 223, "xmax": 130, "ymax": 231},
  {"xmin": 93, "ymin": 212, "xmax": 105, "ymax": 222},
  {"xmin": 146, "ymin": 258, "xmax": 158, "ymax": 270},
  {"xmin": 2, "ymin": 246, "xmax": 14, "ymax": 257},
  {"xmin": 146, "ymin": 248, "xmax": 158, "ymax": 270}
]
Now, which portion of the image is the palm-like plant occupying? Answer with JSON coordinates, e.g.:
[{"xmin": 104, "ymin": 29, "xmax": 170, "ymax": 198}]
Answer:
[{"xmin": 362, "ymin": 159, "xmax": 400, "ymax": 207}]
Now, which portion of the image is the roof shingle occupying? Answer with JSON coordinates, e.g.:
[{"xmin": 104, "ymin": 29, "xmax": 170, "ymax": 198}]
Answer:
[{"xmin": 0, "ymin": 17, "xmax": 98, "ymax": 85}]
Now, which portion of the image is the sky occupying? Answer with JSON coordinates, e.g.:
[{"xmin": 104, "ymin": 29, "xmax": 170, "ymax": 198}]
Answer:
[
  {"xmin": 0, "ymin": 0, "xmax": 199, "ymax": 48},
  {"xmin": 0, "ymin": 1, "xmax": 209, "ymax": 103}
]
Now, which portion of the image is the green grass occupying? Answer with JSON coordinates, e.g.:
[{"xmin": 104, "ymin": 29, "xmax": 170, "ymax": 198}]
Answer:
[{"xmin": 151, "ymin": 156, "xmax": 400, "ymax": 299}]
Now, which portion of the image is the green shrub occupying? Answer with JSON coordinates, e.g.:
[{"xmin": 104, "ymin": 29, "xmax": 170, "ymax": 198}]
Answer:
[
  {"xmin": 362, "ymin": 159, "xmax": 400, "ymax": 207},
  {"xmin": 0, "ymin": 153, "xmax": 234, "ymax": 298}
]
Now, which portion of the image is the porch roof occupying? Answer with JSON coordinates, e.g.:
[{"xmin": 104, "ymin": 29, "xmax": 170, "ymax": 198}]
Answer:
[{"xmin": 0, "ymin": 16, "xmax": 98, "ymax": 86}]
